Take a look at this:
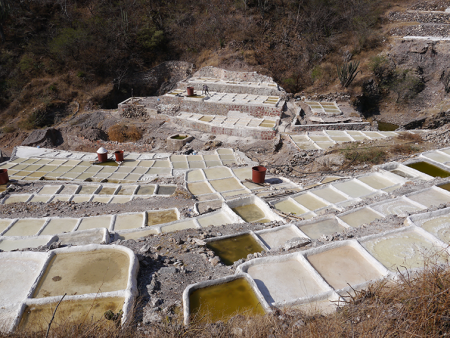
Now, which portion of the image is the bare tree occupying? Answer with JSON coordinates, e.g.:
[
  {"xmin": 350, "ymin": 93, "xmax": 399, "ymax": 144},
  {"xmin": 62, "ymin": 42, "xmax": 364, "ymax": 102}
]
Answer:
[{"xmin": 0, "ymin": 0, "xmax": 10, "ymax": 43}]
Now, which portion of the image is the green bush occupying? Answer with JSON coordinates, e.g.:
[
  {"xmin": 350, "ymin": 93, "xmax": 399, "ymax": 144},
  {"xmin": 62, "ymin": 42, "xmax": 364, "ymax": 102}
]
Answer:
[
  {"xmin": 369, "ymin": 55, "xmax": 394, "ymax": 86},
  {"xmin": 389, "ymin": 69, "xmax": 425, "ymax": 102},
  {"xmin": 137, "ymin": 27, "xmax": 164, "ymax": 50},
  {"xmin": 50, "ymin": 27, "xmax": 90, "ymax": 61},
  {"xmin": 18, "ymin": 54, "xmax": 36, "ymax": 74},
  {"xmin": 311, "ymin": 66, "xmax": 322, "ymax": 82}
]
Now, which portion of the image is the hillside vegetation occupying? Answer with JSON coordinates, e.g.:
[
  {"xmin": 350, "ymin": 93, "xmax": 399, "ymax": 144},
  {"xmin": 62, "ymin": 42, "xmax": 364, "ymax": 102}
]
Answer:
[{"xmin": 0, "ymin": 0, "xmax": 402, "ymax": 130}]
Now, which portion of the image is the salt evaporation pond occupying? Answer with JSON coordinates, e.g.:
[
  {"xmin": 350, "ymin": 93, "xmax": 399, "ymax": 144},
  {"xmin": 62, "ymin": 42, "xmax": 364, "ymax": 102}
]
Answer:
[{"xmin": 189, "ymin": 278, "xmax": 264, "ymax": 322}]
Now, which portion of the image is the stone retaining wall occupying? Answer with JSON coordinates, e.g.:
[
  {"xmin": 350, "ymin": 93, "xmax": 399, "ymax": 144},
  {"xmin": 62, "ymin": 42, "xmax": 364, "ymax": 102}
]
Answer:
[
  {"xmin": 170, "ymin": 116, "xmax": 277, "ymax": 140},
  {"xmin": 193, "ymin": 66, "xmax": 273, "ymax": 83},
  {"xmin": 290, "ymin": 122, "xmax": 372, "ymax": 131},
  {"xmin": 161, "ymin": 96, "xmax": 284, "ymax": 118},
  {"xmin": 180, "ymin": 82, "xmax": 283, "ymax": 96}
]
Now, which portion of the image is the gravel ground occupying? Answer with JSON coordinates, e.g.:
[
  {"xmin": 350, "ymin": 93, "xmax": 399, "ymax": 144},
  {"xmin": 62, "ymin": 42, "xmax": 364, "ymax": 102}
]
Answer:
[{"xmin": 388, "ymin": 11, "xmax": 450, "ymax": 24}]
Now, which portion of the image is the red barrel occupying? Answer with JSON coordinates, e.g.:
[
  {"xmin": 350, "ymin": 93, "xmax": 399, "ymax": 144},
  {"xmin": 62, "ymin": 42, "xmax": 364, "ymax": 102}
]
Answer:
[
  {"xmin": 187, "ymin": 87, "xmax": 194, "ymax": 96},
  {"xmin": 114, "ymin": 150, "xmax": 124, "ymax": 162},
  {"xmin": 97, "ymin": 153, "xmax": 108, "ymax": 162},
  {"xmin": 252, "ymin": 166, "xmax": 267, "ymax": 184},
  {"xmin": 97, "ymin": 147, "xmax": 108, "ymax": 163},
  {"xmin": 0, "ymin": 169, "xmax": 9, "ymax": 185}
]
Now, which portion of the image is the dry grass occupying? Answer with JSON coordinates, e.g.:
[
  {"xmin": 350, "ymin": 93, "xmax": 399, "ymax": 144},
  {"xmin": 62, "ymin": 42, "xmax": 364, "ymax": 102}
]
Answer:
[
  {"xmin": 396, "ymin": 132, "xmax": 423, "ymax": 143},
  {"xmin": 341, "ymin": 145, "xmax": 388, "ymax": 165},
  {"xmin": 108, "ymin": 124, "xmax": 142, "ymax": 143},
  {"xmin": 390, "ymin": 143, "xmax": 421, "ymax": 154},
  {"xmin": 6, "ymin": 264, "xmax": 450, "ymax": 337}
]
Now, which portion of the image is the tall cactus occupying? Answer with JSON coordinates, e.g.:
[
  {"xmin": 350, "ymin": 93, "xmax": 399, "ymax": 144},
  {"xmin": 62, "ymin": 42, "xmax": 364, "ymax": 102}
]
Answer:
[{"xmin": 336, "ymin": 61, "xmax": 361, "ymax": 88}]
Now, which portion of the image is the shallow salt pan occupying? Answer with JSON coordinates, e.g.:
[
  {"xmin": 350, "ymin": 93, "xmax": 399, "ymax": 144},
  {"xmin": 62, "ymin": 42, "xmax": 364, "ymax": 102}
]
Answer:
[
  {"xmin": 33, "ymin": 249, "xmax": 130, "ymax": 298},
  {"xmin": 306, "ymin": 243, "xmax": 385, "ymax": 290},
  {"xmin": 19, "ymin": 297, "xmax": 125, "ymax": 332},
  {"xmin": 0, "ymin": 237, "xmax": 54, "ymax": 251},
  {"xmin": 293, "ymin": 193, "xmax": 329, "ymax": 211},
  {"xmin": 338, "ymin": 208, "xmax": 384, "ymax": 228},
  {"xmin": 407, "ymin": 188, "xmax": 450, "ymax": 208},
  {"xmin": 356, "ymin": 174, "xmax": 396, "ymax": 190},
  {"xmin": 197, "ymin": 210, "xmax": 234, "ymax": 227},
  {"xmin": 245, "ymin": 257, "xmax": 330, "ymax": 305},
  {"xmin": 298, "ymin": 218, "xmax": 346, "ymax": 239},
  {"xmin": 77, "ymin": 216, "xmax": 112, "ymax": 231},
  {"xmin": 311, "ymin": 187, "xmax": 348, "ymax": 204},
  {"xmin": 333, "ymin": 180, "xmax": 374, "ymax": 198},
  {"xmin": 4, "ymin": 195, "xmax": 31, "ymax": 204},
  {"xmin": 362, "ymin": 229, "xmax": 449, "ymax": 271},
  {"xmin": 0, "ymin": 219, "xmax": 13, "ymax": 233},
  {"xmin": 422, "ymin": 151, "xmax": 450, "ymax": 164},
  {"xmin": 160, "ymin": 219, "xmax": 198, "ymax": 233},
  {"xmin": 117, "ymin": 228, "xmax": 159, "ymax": 240},
  {"xmin": 372, "ymin": 198, "xmax": 425, "ymax": 217},
  {"xmin": 256, "ymin": 225, "xmax": 307, "ymax": 249},
  {"xmin": 114, "ymin": 214, "xmax": 144, "ymax": 231},
  {"xmin": 420, "ymin": 215, "xmax": 450, "ymax": 244},
  {"xmin": 274, "ymin": 199, "xmax": 309, "ymax": 216},
  {"xmin": 3, "ymin": 219, "xmax": 46, "ymax": 237},
  {"xmin": 0, "ymin": 252, "xmax": 47, "ymax": 305}
]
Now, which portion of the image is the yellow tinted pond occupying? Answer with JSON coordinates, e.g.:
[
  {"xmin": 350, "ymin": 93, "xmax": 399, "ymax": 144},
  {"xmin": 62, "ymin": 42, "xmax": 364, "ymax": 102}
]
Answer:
[
  {"xmin": 19, "ymin": 297, "xmax": 124, "ymax": 332},
  {"xmin": 189, "ymin": 278, "xmax": 265, "ymax": 323},
  {"xmin": 136, "ymin": 186, "xmax": 155, "ymax": 195},
  {"xmin": 117, "ymin": 185, "xmax": 138, "ymax": 195},
  {"xmin": 407, "ymin": 162, "xmax": 450, "ymax": 178},
  {"xmin": 206, "ymin": 234, "xmax": 263, "ymax": 265},
  {"xmin": 232, "ymin": 204, "xmax": 266, "ymax": 222},
  {"xmin": 98, "ymin": 187, "xmax": 116, "ymax": 195},
  {"xmin": 147, "ymin": 209, "xmax": 178, "ymax": 226},
  {"xmin": 78, "ymin": 185, "xmax": 99, "ymax": 194},
  {"xmin": 33, "ymin": 249, "xmax": 130, "ymax": 298}
]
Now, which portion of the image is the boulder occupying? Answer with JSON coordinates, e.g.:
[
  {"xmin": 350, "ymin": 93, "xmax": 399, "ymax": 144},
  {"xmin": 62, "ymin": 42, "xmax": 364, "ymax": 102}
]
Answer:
[{"xmin": 21, "ymin": 128, "xmax": 62, "ymax": 147}]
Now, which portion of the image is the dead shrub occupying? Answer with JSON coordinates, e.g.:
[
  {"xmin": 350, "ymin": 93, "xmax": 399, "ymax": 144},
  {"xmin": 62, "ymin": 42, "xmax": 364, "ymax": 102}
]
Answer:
[
  {"xmin": 390, "ymin": 143, "xmax": 420, "ymax": 155},
  {"xmin": 108, "ymin": 124, "xmax": 142, "ymax": 143},
  {"xmin": 396, "ymin": 132, "xmax": 423, "ymax": 143}
]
